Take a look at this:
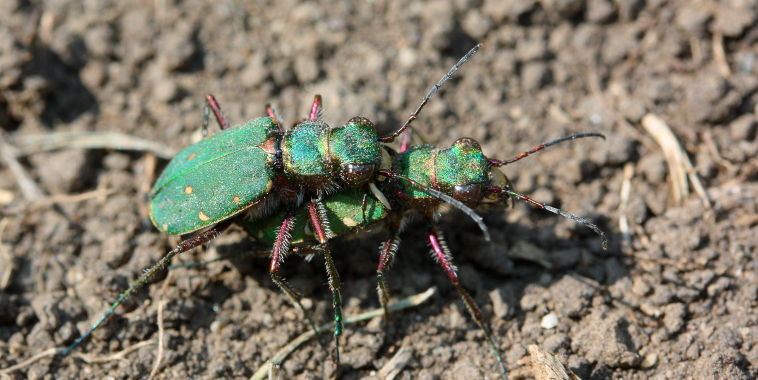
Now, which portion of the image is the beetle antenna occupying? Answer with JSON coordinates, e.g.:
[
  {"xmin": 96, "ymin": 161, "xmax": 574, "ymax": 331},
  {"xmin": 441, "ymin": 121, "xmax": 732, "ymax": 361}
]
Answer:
[
  {"xmin": 377, "ymin": 170, "xmax": 490, "ymax": 241},
  {"xmin": 489, "ymin": 133, "xmax": 606, "ymax": 167},
  {"xmin": 380, "ymin": 44, "xmax": 481, "ymax": 143},
  {"xmin": 500, "ymin": 188, "xmax": 607, "ymax": 249}
]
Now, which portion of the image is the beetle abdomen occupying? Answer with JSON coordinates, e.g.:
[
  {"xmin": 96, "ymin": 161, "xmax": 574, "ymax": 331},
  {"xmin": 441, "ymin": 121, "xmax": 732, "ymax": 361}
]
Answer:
[{"xmin": 149, "ymin": 117, "xmax": 279, "ymax": 235}]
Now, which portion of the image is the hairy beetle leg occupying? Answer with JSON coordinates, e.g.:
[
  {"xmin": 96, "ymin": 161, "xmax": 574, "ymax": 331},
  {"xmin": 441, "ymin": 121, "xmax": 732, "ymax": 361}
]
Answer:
[
  {"xmin": 308, "ymin": 95, "xmax": 322, "ymax": 122},
  {"xmin": 201, "ymin": 94, "xmax": 230, "ymax": 137},
  {"xmin": 427, "ymin": 224, "xmax": 509, "ymax": 380},
  {"xmin": 269, "ymin": 210, "xmax": 326, "ymax": 350},
  {"xmin": 376, "ymin": 220, "xmax": 402, "ymax": 321},
  {"xmin": 306, "ymin": 201, "xmax": 343, "ymax": 368}
]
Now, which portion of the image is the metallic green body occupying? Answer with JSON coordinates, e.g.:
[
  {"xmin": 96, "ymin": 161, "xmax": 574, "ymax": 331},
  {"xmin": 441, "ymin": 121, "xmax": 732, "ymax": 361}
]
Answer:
[
  {"xmin": 244, "ymin": 138, "xmax": 492, "ymax": 247},
  {"xmin": 150, "ymin": 117, "xmax": 279, "ymax": 235},
  {"xmin": 282, "ymin": 118, "xmax": 382, "ymax": 189},
  {"xmin": 394, "ymin": 140, "xmax": 490, "ymax": 199},
  {"xmin": 244, "ymin": 188, "xmax": 390, "ymax": 246},
  {"xmin": 150, "ymin": 112, "xmax": 384, "ymax": 236},
  {"xmin": 329, "ymin": 119, "xmax": 382, "ymax": 172},
  {"xmin": 282, "ymin": 121, "xmax": 330, "ymax": 182}
]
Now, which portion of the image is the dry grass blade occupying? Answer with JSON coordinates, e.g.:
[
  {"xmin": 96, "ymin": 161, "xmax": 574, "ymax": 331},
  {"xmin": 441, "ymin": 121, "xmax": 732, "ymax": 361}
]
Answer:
[
  {"xmin": 0, "ymin": 132, "xmax": 45, "ymax": 202},
  {"xmin": 0, "ymin": 348, "xmax": 58, "ymax": 375},
  {"xmin": 73, "ymin": 340, "xmax": 155, "ymax": 363},
  {"xmin": 527, "ymin": 344, "xmax": 582, "ymax": 380},
  {"xmin": 0, "ymin": 340, "xmax": 153, "ymax": 374},
  {"xmin": 702, "ymin": 129, "xmax": 737, "ymax": 172},
  {"xmin": 0, "ymin": 218, "xmax": 14, "ymax": 290},
  {"xmin": 712, "ymin": 32, "xmax": 731, "ymax": 78},
  {"xmin": 641, "ymin": 114, "xmax": 711, "ymax": 208},
  {"xmin": 12, "ymin": 131, "xmax": 176, "ymax": 159},
  {"xmin": 30, "ymin": 188, "xmax": 117, "ymax": 209},
  {"xmin": 250, "ymin": 287, "xmax": 436, "ymax": 380},
  {"xmin": 148, "ymin": 271, "xmax": 173, "ymax": 380},
  {"xmin": 377, "ymin": 345, "xmax": 413, "ymax": 380},
  {"xmin": 618, "ymin": 163, "xmax": 634, "ymax": 248}
]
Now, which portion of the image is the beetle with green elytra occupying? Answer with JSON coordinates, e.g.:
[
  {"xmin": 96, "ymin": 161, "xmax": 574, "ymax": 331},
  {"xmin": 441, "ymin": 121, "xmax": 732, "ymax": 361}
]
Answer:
[
  {"xmin": 240, "ymin": 134, "xmax": 608, "ymax": 380},
  {"xmin": 61, "ymin": 45, "xmax": 484, "ymax": 360}
]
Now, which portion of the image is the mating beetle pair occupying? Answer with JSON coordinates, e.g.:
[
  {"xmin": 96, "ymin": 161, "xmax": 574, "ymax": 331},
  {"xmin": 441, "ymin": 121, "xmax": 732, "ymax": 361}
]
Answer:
[{"xmin": 64, "ymin": 45, "xmax": 606, "ymax": 380}]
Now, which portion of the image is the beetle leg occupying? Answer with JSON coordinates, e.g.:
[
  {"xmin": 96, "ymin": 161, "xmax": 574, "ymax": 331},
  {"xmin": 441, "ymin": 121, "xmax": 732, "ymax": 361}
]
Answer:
[
  {"xmin": 61, "ymin": 220, "xmax": 233, "ymax": 357},
  {"xmin": 360, "ymin": 192, "xmax": 369, "ymax": 225},
  {"xmin": 269, "ymin": 210, "xmax": 325, "ymax": 349},
  {"xmin": 376, "ymin": 217, "xmax": 402, "ymax": 321},
  {"xmin": 202, "ymin": 94, "xmax": 230, "ymax": 137},
  {"xmin": 399, "ymin": 127, "xmax": 412, "ymax": 152},
  {"xmin": 427, "ymin": 224, "xmax": 509, "ymax": 380},
  {"xmin": 265, "ymin": 104, "xmax": 286, "ymax": 132},
  {"xmin": 308, "ymin": 94, "xmax": 323, "ymax": 122},
  {"xmin": 306, "ymin": 200, "xmax": 343, "ymax": 366}
]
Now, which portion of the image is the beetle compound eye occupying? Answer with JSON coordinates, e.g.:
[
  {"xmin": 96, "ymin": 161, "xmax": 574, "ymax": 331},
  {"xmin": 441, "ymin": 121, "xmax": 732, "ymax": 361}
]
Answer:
[
  {"xmin": 453, "ymin": 137, "xmax": 482, "ymax": 152},
  {"xmin": 452, "ymin": 183, "xmax": 483, "ymax": 205},
  {"xmin": 341, "ymin": 163, "xmax": 375, "ymax": 186},
  {"xmin": 347, "ymin": 116, "xmax": 376, "ymax": 130}
]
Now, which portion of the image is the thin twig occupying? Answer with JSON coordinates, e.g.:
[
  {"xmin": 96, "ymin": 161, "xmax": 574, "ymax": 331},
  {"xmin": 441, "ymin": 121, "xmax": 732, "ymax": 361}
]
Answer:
[
  {"xmin": 72, "ymin": 340, "xmax": 155, "ymax": 364},
  {"xmin": 249, "ymin": 287, "xmax": 437, "ymax": 380},
  {"xmin": 12, "ymin": 131, "xmax": 176, "ymax": 159},
  {"xmin": 0, "ymin": 132, "xmax": 45, "ymax": 202},
  {"xmin": 0, "ymin": 341, "xmax": 154, "ymax": 374},
  {"xmin": 30, "ymin": 188, "xmax": 118, "ymax": 209},
  {"xmin": 702, "ymin": 129, "xmax": 737, "ymax": 172},
  {"xmin": 147, "ymin": 272, "xmax": 173, "ymax": 380},
  {"xmin": 0, "ymin": 348, "xmax": 58, "ymax": 375},
  {"xmin": 377, "ymin": 345, "xmax": 413, "ymax": 380},
  {"xmin": 139, "ymin": 153, "xmax": 158, "ymax": 219},
  {"xmin": 2, "ymin": 188, "xmax": 119, "ymax": 216}
]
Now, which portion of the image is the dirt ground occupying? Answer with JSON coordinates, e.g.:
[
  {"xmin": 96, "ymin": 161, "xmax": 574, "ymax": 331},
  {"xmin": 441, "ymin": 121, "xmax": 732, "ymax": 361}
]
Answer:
[{"xmin": 1, "ymin": 0, "xmax": 757, "ymax": 379}]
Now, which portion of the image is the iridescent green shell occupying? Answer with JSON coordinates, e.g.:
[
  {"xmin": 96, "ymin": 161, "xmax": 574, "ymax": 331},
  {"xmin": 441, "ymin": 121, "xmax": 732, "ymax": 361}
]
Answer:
[
  {"xmin": 435, "ymin": 139, "xmax": 490, "ymax": 190},
  {"xmin": 394, "ymin": 139, "xmax": 489, "ymax": 199},
  {"xmin": 282, "ymin": 121, "xmax": 330, "ymax": 181},
  {"xmin": 281, "ymin": 118, "xmax": 382, "ymax": 187},
  {"xmin": 330, "ymin": 118, "xmax": 382, "ymax": 168},
  {"xmin": 149, "ymin": 117, "xmax": 279, "ymax": 235},
  {"xmin": 243, "ymin": 188, "xmax": 389, "ymax": 246}
]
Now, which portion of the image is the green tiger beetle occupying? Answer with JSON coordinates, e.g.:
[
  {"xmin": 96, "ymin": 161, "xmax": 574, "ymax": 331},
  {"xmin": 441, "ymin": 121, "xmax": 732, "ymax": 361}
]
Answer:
[
  {"xmin": 242, "ymin": 134, "xmax": 607, "ymax": 379},
  {"xmin": 61, "ymin": 46, "xmax": 482, "ymax": 360}
]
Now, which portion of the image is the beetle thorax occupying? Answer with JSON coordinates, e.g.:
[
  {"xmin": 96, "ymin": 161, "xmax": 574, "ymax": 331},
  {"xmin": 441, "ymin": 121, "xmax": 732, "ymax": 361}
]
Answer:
[{"xmin": 281, "ymin": 120, "xmax": 333, "ymax": 191}]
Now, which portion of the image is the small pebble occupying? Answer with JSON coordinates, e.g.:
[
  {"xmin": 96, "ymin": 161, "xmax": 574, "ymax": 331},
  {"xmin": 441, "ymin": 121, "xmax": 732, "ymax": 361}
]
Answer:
[
  {"xmin": 641, "ymin": 352, "xmax": 658, "ymax": 368},
  {"xmin": 541, "ymin": 312, "xmax": 559, "ymax": 329},
  {"xmin": 397, "ymin": 47, "xmax": 418, "ymax": 69}
]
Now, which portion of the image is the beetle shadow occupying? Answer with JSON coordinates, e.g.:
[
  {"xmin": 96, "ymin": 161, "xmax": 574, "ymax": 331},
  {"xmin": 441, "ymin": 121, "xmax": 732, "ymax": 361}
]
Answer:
[
  {"xmin": 327, "ymin": 211, "xmax": 631, "ymax": 378},
  {"xmin": 410, "ymin": 217, "xmax": 628, "ymax": 375},
  {"xmin": 184, "ymin": 212, "xmax": 631, "ymax": 378}
]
